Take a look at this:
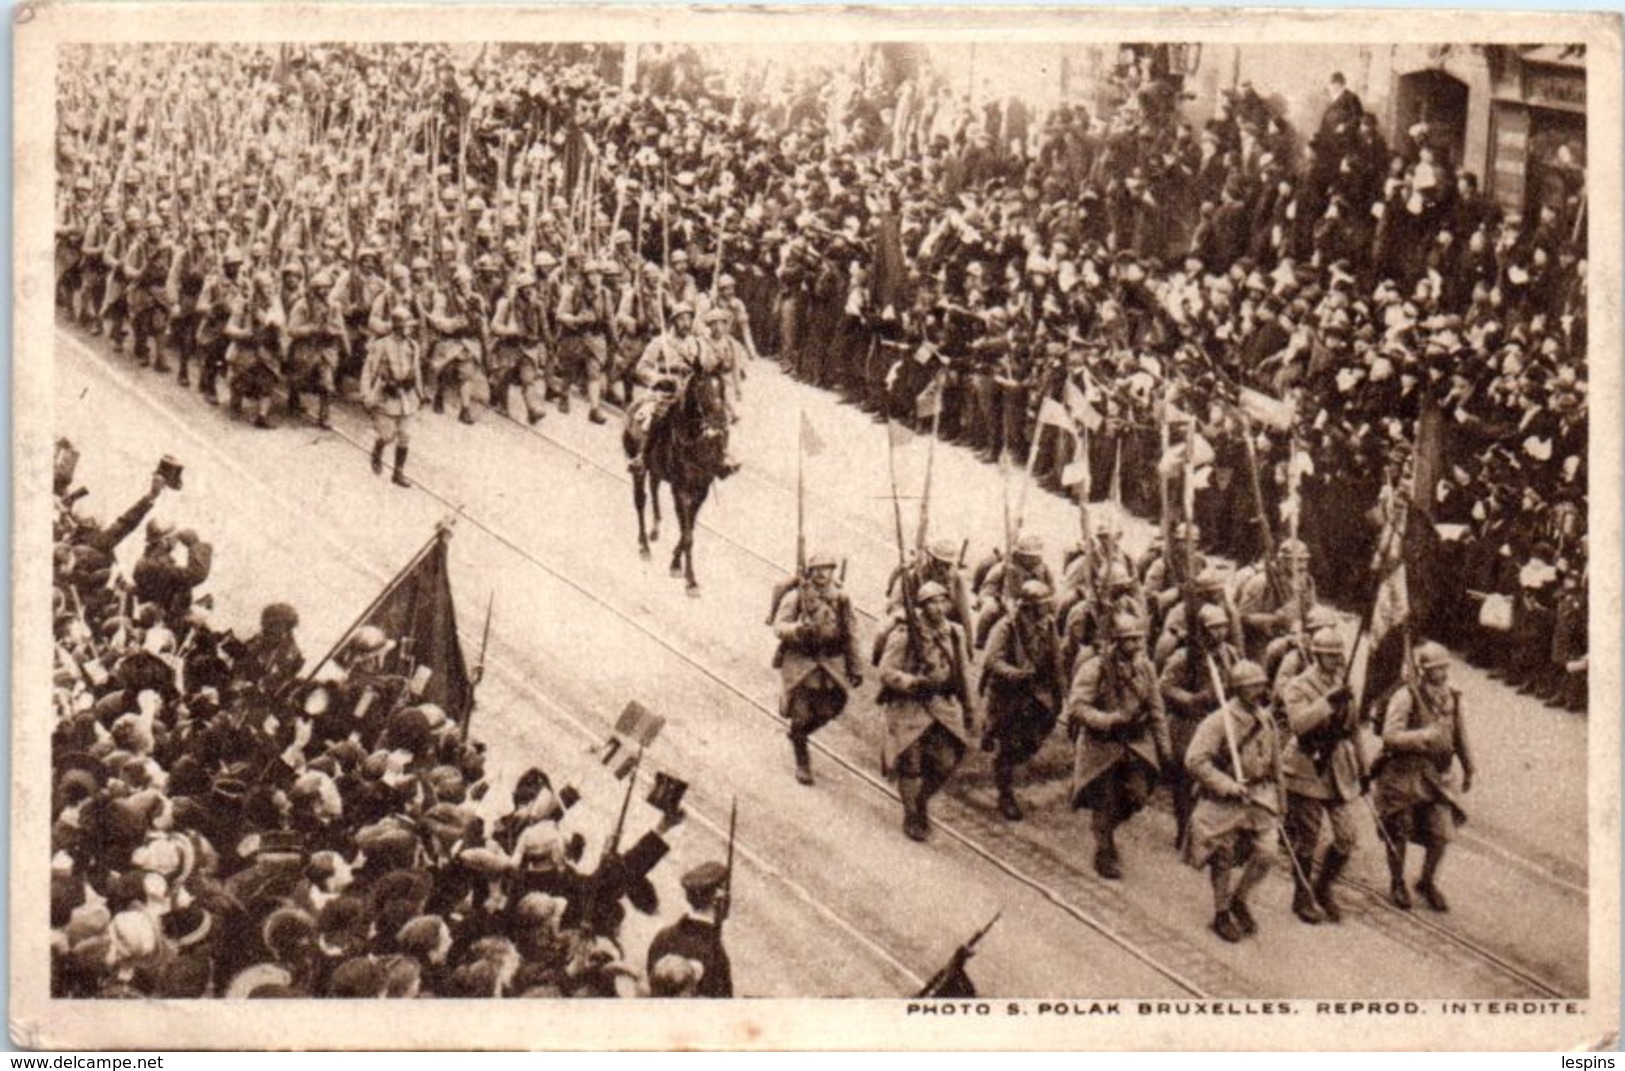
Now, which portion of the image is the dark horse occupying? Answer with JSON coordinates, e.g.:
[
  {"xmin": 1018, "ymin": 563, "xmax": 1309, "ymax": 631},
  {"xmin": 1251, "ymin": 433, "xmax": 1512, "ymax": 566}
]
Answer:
[{"xmin": 623, "ymin": 370, "xmax": 732, "ymax": 595}]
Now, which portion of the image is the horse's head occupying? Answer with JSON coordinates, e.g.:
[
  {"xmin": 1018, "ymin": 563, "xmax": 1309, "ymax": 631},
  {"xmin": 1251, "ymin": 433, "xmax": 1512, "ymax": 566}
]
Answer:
[{"xmin": 676, "ymin": 370, "xmax": 731, "ymax": 478}]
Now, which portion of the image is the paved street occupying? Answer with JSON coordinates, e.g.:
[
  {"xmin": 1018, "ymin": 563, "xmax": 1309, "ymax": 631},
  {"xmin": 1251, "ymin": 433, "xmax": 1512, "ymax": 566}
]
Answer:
[{"xmin": 54, "ymin": 322, "xmax": 1589, "ymax": 997}]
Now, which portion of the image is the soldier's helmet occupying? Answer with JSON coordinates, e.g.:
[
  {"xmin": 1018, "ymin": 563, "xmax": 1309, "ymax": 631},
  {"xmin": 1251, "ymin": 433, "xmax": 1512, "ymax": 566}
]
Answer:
[
  {"xmin": 806, "ymin": 551, "xmax": 838, "ymax": 571},
  {"xmin": 281, "ymin": 262, "xmax": 305, "ymax": 278},
  {"xmin": 1229, "ymin": 659, "xmax": 1269, "ymax": 690},
  {"xmin": 1414, "ymin": 642, "xmax": 1450, "ymax": 670},
  {"xmin": 389, "ymin": 305, "xmax": 414, "ymax": 324},
  {"xmin": 1196, "ymin": 568, "xmax": 1226, "ymax": 593},
  {"xmin": 1278, "ymin": 538, "xmax": 1312, "ymax": 560},
  {"xmin": 1305, "ymin": 605, "xmax": 1339, "ymax": 631},
  {"xmin": 917, "ymin": 581, "xmax": 950, "ymax": 604},
  {"xmin": 535, "ymin": 251, "xmax": 560, "ymax": 270},
  {"xmin": 927, "ymin": 538, "xmax": 958, "ymax": 564},
  {"xmin": 513, "ymin": 270, "xmax": 538, "ymax": 290},
  {"xmin": 718, "ymin": 273, "xmax": 737, "ymax": 289},
  {"xmin": 1111, "ymin": 613, "xmax": 1148, "ymax": 639},
  {"xmin": 1018, "ymin": 580, "xmax": 1053, "ymax": 604},
  {"xmin": 1015, "ymin": 533, "xmax": 1044, "ymax": 559},
  {"xmin": 1309, "ymin": 627, "xmax": 1345, "ymax": 655},
  {"xmin": 1105, "ymin": 562, "xmax": 1134, "ymax": 588},
  {"xmin": 261, "ymin": 603, "xmax": 300, "ymax": 632},
  {"xmin": 671, "ymin": 249, "xmax": 689, "ymax": 264},
  {"xmin": 583, "ymin": 259, "xmax": 604, "ymax": 275},
  {"xmin": 671, "ymin": 302, "xmax": 695, "ymax": 320},
  {"xmin": 1197, "ymin": 603, "xmax": 1229, "ymax": 630},
  {"xmin": 308, "ymin": 271, "xmax": 334, "ymax": 291},
  {"xmin": 704, "ymin": 307, "xmax": 730, "ymax": 324}
]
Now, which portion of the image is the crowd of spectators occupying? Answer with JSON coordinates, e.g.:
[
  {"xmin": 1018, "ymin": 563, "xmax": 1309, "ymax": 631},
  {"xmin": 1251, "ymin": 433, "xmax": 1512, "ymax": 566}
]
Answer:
[
  {"xmin": 51, "ymin": 442, "xmax": 725, "ymax": 998},
  {"xmin": 53, "ymin": 42, "xmax": 1586, "ymax": 709}
]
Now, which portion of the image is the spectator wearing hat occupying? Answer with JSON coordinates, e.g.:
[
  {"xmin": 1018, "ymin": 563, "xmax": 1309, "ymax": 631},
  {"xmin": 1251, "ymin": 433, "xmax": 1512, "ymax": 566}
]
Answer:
[{"xmin": 646, "ymin": 861, "xmax": 732, "ymax": 998}]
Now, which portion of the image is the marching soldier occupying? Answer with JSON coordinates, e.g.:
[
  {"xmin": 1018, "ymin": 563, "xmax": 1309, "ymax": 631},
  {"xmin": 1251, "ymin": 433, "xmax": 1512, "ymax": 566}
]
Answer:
[
  {"xmin": 869, "ymin": 539, "xmax": 972, "ymax": 664},
  {"xmin": 1236, "ymin": 538, "xmax": 1318, "ymax": 658},
  {"xmin": 1279, "ymin": 627, "xmax": 1363, "ymax": 924},
  {"xmin": 163, "ymin": 221, "xmax": 212, "ymax": 387},
  {"xmin": 878, "ymin": 581, "xmax": 975, "ymax": 841},
  {"xmin": 1065, "ymin": 613, "xmax": 1171, "ymax": 880},
  {"xmin": 427, "ymin": 265, "xmax": 489, "ymax": 425},
  {"xmin": 194, "ymin": 241, "xmax": 245, "ymax": 405},
  {"xmin": 1183, "ymin": 659, "xmax": 1284, "ymax": 943},
  {"xmin": 700, "ymin": 307, "xmax": 745, "ymax": 422},
  {"xmin": 78, "ymin": 200, "xmax": 117, "ymax": 333},
  {"xmin": 224, "ymin": 271, "xmax": 285, "ymax": 429},
  {"xmin": 1061, "ymin": 562, "xmax": 1148, "ymax": 679},
  {"xmin": 361, "ymin": 305, "xmax": 425, "ymax": 488},
  {"xmin": 489, "ymin": 268, "xmax": 551, "ymax": 426},
  {"xmin": 556, "ymin": 259, "xmax": 617, "ymax": 424},
  {"xmin": 975, "ymin": 533, "xmax": 1055, "ymax": 650},
  {"xmin": 712, "ymin": 273, "xmax": 758, "ymax": 365},
  {"xmin": 286, "ymin": 270, "xmax": 349, "ymax": 429},
  {"xmin": 1159, "ymin": 603, "xmax": 1242, "ymax": 848},
  {"xmin": 770, "ymin": 552, "xmax": 863, "ymax": 786},
  {"xmin": 1375, "ymin": 642, "xmax": 1476, "ymax": 912},
  {"xmin": 100, "ymin": 208, "xmax": 139, "ymax": 353},
  {"xmin": 124, "ymin": 213, "xmax": 171, "ymax": 371},
  {"xmin": 980, "ymin": 580, "xmax": 1065, "ymax": 821}
]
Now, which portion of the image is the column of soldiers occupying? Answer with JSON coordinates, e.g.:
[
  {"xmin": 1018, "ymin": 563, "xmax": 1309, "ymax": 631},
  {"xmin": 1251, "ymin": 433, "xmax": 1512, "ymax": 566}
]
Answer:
[
  {"xmin": 771, "ymin": 516, "xmax": 1476, "ymax": 943},
  {"xmin": 56, "ymin": 175, "xmax": 752, "ymax": 490}
]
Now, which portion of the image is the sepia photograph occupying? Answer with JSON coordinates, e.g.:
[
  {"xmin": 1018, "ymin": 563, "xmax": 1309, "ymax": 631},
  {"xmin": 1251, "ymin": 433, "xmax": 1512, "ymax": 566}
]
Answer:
[{"xmin": 12, "ymin": 3, "xmax": 1620, "ymax": 1051}]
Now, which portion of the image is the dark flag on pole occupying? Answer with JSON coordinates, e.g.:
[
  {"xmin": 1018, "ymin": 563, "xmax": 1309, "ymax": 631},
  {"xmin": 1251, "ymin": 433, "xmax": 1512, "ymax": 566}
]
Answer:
[
  {"xmin": 871, "ymin": 205, "xmax": 909, "ymax": 314},
  {"xmin": 311, "ymin": 529, "xmax": 475, "ymax": 730}
]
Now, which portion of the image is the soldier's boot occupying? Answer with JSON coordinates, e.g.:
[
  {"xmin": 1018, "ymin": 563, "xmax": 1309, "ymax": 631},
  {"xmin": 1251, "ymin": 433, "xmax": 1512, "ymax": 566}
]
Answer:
[
  {"xmin": 1211, "ymin": 909, "xmax": 1244, "ymax": 944},
  {"xmin": 317, "ymin": 395, "xmax": 333, "ymax": 430},
  {"xmin": 433, "ymin": 390, "xmax": 445, "ymax": 415},
  {"xmin": 899, "ymin": 776, "xmax": 929, "ymax": 842},
  {"xmin": 587, "ymin": 379, "xmax": 608, "ymax": 424},
  {"xmin": 458, "ymin": 381, "xmax": 476, "ymax": 425},
  {"xmin": 1207, "ymin": 864, "xmax": 1241, "ymax": 941},
  {"xmin": 994, "ymin": 760, "xmax": 1022, "ymax": 822},
  {"xmin": 1312, "ymin": 847, "xmax": 1351, "ymax": 923},
  {"xmin": 557, "ymin": 390, "xmax": 571, "ymax": 415},
  {"xmin": 1091, "ymin": 815, "xmax": 1123, "ymax": 880},
  {"xmin": 1416, "ymin": 844, "xmax": 1449, "ymax": 912},
  {"xmin": 791, "ymin": 734, "xmax": 814, "ymax": 787},
  {"xmin": 175, "ymin": 354, "xmax": 190, "ymax": 387},
  {"xmin": 228, "ymin": 391, "xmax": 243, "ymax": 420},
  {"xmin": 287, "ymin": 391, "xmax": 301, "ymax": 418},
  {"xmin": 149, "ymin": 335, "xmax": 170, "ymax": 373},
  {"xmin": 371, "ymin": 440, "xmax": 386, "ymax": 477},
  {"xmin": 1230, "ymin": 853, "xmax": 1272, "ymax": 937},
  {"xmin": 1385, "ymin": 842, "xmax": 1412, "ymax": 910},
  {"xmin": 391, "ymin": 445, "xmax": 411, "ymax": 488},
  {"xmin": 1288, "ymin": 841, "xmax": 1326, "ymax": 923}
]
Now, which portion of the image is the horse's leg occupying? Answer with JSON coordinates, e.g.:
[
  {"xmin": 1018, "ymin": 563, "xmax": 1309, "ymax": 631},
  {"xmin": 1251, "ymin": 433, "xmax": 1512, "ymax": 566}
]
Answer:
[
  {"xmin": 668, "ymin": 491, "xmax": 687, "ymax": 579},
  {"xmin": 649, "ymin": 473, "xmax": 662, "ymax": 544},
  {"xmin": 684, "ymin": 482, "xmax": 710, "ymax": 596},
  {"xmin": 633, "ymin": 471, "xmax": 651, "ymax": 560}
]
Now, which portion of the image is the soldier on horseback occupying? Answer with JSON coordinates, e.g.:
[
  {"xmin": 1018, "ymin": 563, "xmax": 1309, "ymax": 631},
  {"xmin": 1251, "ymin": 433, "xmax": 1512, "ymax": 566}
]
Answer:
[{"xmin": 628, "ymin": 303, "xmax": 738, "ymax": 478}]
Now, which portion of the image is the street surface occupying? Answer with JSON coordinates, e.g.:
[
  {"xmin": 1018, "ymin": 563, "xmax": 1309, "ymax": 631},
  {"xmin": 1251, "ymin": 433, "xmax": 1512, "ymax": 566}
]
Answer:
[{"xmin": 54, "ymin": 323, "xmax": 1590, "ymax": 997}]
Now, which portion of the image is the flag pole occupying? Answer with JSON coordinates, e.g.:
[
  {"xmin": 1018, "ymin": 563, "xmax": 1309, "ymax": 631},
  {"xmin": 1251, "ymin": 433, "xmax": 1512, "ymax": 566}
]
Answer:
[
  {"xmin": 916, "ymin": 376, "xmax": 943, "ymax": 555},
  {"xmin": 797, "ymin": 409, "xmax": 807, "ymax": 577},
  {"xmin": 301, "ymin": 522, "xmax": 453, "ymax": 685}
]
